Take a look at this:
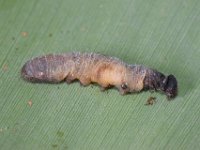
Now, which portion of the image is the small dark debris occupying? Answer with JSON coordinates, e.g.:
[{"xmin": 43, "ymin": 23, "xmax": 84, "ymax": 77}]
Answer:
[
  {"xmin": 145, "ymin": 96, "xmax": 156, "ymax": 106},
  {"xmin": 12, "ymin": 37, "xmax": 15, "ymax": 41}
]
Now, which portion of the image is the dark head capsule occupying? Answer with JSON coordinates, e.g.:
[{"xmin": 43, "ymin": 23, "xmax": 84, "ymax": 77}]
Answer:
[
  {"xmin": 143, "ymin": 70, "xmax": 178, "ymax": 99},
  {"xmin": 163, "ymin": 75, "xmax": 178, "ymax": 99}
]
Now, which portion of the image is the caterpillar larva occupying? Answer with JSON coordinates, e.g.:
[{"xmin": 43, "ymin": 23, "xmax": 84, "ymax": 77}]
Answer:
[{"xmin": 21, "ymin": 52, "xmax": 178, "ymax": 99}]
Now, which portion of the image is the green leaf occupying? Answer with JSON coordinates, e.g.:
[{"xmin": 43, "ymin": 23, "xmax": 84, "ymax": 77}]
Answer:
[{"xmin": 0, "ymin": 0, "xmax": 200, "ymax": 149}]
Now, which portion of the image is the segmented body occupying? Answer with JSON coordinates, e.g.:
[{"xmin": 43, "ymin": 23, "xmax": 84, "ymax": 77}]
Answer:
[{"xmin": 21, "ymin": 52, "xmax": 178, "ymax": 98}]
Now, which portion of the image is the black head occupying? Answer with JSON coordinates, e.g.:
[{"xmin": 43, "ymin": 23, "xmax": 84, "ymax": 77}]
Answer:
[
  {"xmin": 163, "ymin": 75, "xmax": 178, "ymax": 99},
  {"xmin": 143, "ymin": 71, "xmax": 178, "ymax": 99}
]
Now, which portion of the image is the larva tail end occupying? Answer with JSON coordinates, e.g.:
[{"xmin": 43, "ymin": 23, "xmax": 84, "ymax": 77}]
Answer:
[
  {"xmin": 21, "ymin": 63, "xmax": 37, "ymax": 82},
  {"xmin": 21, "ymin": 62, "xmax": 47, "ymax": 83},
  {"xmin": 21, "ymin": 63, "xmax": 30, "ymax": 81},
  {"xmin": 163, "ymin": 75, "xmax": 178, "ymax": 99}
]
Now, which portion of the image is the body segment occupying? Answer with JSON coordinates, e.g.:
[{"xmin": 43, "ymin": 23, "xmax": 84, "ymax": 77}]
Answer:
[{"xmin": 21, "ymin": 52, "xmax": 178, "ymax": 98}]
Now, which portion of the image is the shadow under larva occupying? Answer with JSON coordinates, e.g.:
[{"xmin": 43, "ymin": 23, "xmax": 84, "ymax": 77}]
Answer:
[{"xmin": 21, "ymin": 52, "xmax": 178, "ymax": 99}]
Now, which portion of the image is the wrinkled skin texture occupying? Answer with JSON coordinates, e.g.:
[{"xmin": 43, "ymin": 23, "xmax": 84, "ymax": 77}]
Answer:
[{"xmin": 21, "ymin": 52, "xmax": 178, "ymax": 99}]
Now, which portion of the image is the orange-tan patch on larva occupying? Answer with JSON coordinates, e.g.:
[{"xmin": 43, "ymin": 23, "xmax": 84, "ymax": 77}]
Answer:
[
  {"xmin": 96, "ymin": 64, "xmax": 106, "ymax": 79},
  {"xmin": 95, "ymin": 63, "xmax": 124, "ymax": 86},
  {"xmin": 135, "ymin": 74, "xmax": 146, "ymax": 91},
  {"xmin": 126, "ymin": 68, "xmax": 146, "ymax": 92},
  {"xmin": 51, "ymin": 70, "xmax": 68, "ymax": 81}
]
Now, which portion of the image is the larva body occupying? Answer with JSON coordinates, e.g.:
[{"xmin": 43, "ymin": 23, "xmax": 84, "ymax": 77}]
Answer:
[{"xmin": 21, "ymin": 52, "xmax": 178, "ymax": 98}]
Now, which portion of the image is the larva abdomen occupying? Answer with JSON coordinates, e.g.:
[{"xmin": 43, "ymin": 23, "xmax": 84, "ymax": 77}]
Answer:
[
  {"xmin": 21, "ymin": 54, "xmax": 73, "ymax": 82},
  {"xmin": 21, "ymin": 52, "xmax": 178, "ymax": 99}
]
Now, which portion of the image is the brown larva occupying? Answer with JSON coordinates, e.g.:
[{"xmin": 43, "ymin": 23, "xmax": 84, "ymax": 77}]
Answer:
[{"xmin": 21, "ymin": 52, "xmax": 178, "ymax": 99}]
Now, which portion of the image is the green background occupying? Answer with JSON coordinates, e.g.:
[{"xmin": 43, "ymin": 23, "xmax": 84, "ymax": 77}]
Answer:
[{"xmin": 0, "ymin": 0, "xmax": 200, "ymax": 149}]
